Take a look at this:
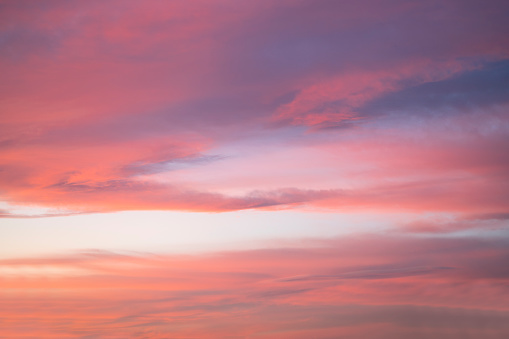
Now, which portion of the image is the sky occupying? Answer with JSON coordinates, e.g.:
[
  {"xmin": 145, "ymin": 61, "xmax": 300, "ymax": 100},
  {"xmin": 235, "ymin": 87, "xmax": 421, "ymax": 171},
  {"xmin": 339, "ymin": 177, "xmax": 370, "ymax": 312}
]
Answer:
[{"xmin": 1, "ymin": 0, "xmax": 509, "ymax": 337}]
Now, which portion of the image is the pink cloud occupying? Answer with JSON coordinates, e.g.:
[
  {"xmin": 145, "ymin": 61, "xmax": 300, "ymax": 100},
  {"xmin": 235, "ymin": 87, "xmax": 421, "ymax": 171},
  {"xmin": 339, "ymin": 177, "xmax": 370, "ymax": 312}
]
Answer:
[
  {"xmin": 2, "ymin": 1, "xmax": 509, "ymax": 337},
  {"xmin": 1, "ymin": 0, "xmax": 508, "ymax": 218},
  {"xmin": 1, "ymin": 233, "xmax": 509, "ymax": 337}
]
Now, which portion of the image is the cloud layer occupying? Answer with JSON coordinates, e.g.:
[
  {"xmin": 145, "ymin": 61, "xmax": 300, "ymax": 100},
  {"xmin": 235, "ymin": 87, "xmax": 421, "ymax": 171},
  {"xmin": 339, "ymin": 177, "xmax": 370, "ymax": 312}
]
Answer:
[
  {"xmin": 1, "ymin": 0, "xmax": 509, "ymax": 216},
  {"xmin": 1, "ymin": 2, "xmax": 509, "ymax": 336},
  {"xmin": 1, "ymin": 232, "xmax": 509, "ymax": 338}
]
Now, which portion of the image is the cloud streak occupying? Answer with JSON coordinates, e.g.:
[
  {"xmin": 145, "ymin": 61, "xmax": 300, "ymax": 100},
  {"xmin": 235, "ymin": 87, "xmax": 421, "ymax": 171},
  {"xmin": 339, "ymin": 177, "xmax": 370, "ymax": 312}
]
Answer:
[
  {"xmin": 1, "ymin": 2, "xmax": 509, "ymax": 336},
  {"xmin": 1, "ymin": 232, "xmax": 509, "ymax": 338},
  {"xmin": 1, "ymin": 0, "xmax": 509, "ymax": 216}
]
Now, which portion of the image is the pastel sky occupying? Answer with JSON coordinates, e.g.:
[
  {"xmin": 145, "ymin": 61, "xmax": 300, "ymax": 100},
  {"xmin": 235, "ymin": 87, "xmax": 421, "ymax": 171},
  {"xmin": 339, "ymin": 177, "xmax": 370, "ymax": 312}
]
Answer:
[{"xmin": 1, "ymin": 0, "xmax": 509, "ymax": 337}]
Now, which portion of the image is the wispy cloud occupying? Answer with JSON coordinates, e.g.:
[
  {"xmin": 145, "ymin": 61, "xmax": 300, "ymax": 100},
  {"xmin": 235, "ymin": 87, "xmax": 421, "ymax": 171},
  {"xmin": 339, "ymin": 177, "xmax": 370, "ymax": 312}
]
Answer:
[
  {"xmin": 1, "ymin": 0, "xmax": 509, "ymax": 216},
  {"xmin": 1, "ymin": 1, "xmax": 509, "ymax": 336},
  {"xmin": 1, "ymin": 232, "xmax": 508, "ymax": 337}
]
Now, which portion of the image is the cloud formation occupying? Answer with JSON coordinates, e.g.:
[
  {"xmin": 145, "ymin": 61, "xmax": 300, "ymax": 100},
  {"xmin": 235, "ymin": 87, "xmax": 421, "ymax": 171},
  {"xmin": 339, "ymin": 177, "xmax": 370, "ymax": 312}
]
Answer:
[
  {"xmin": 1, "ymin": 0, "xmax": 509, "ymax": 216},
  {"xmin": 1, "ymin": 232, "xmax": 509, "ymax": 338},
  {"xmin": 2, "ymin": 2, "xmax": 509, "ymax": 337}
]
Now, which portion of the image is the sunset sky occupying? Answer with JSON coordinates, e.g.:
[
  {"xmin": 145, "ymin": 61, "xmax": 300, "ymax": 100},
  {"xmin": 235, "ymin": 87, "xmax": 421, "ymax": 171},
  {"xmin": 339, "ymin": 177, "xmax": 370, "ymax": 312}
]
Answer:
[{"xmin": 1, "ymin": 0, "xmax": 509, "ymax": 338}]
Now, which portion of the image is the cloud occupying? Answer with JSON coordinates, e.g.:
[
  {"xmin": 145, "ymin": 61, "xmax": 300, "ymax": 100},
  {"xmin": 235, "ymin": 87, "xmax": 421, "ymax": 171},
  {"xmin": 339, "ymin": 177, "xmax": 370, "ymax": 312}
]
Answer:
[
  {"xmin": 277, "ymin": 266, "xmax": 454, "ymax": 282},
  {"xmin": 361, "ymin": 59, "xmax": 509, "ymax": 116},
  {"xmin": 2, "ymin": 1, "xmax": 509, "ymax": 337},
  {"xmin": 1, "ymin": 232, "xmax": 509, "ymax": 337},
  {"xmin": 1, "ymin": 0, "xmax": 509, "ymax": 218}
]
